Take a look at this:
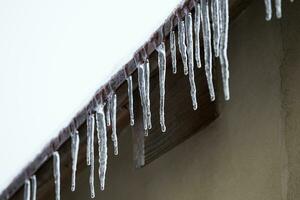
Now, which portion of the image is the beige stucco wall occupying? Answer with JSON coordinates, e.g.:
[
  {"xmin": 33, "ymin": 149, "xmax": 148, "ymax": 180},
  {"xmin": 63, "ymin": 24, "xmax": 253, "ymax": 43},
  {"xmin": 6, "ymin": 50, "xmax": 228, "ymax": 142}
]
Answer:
[{"xmin": 62, "ymin": 1, "xmax": 300, "ymax": 200}]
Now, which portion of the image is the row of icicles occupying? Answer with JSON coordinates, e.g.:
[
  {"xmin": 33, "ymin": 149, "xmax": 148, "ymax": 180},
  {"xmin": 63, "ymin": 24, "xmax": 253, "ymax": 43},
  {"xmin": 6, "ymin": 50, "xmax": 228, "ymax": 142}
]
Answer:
[{"xmin": 22, "ymin": 0, "xmax": 291, "ymax": 200}]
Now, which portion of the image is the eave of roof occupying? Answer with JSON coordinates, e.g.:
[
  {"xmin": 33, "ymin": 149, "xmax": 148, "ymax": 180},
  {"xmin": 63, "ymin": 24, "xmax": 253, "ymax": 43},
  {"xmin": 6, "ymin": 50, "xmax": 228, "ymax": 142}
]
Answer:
[{"xmin": 0, "ymin": 0, "xmax": 253, "ymax": 199}]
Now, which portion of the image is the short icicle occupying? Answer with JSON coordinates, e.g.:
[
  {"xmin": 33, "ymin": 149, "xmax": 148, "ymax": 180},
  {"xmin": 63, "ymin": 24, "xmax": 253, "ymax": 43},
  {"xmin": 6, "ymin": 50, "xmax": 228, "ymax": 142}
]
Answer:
[
  {"xmin": 88, "ymin": 114, "xmax": 95, "ymax": 198},
  {"xmin": 170, "ymin": 30, "xmax": 177, "ymax": 74},
  {"xmin": 201, "ymin": 0, "xmax": 215, "ymax": 101},
  {"xmin": 178, "ymin": 20, "xmax": 188, "ymax": 75},
  {"xmin": 145, "ymin": 59, "xmax": 152, "ymax": 130},
  {"xmin": 219, "ymin": 0, "xmax": 230, "ymax": 100},
  {"xmin": 71, "ymin": 130, "xmax": 79, "ymax": 191},
  {"xmin": 264, "ymin": 0, "xmax": 272, "ymax": 21},
  {"xmin": 275, "ymin": 0, "xmax": 282, "ymax": 19},
  {"xmin": 211, "ymin": 0, "xmax": 220, "ymax": 57},
  {"xmin": 105, "ymin": 98, "xmax": 111, "ymax": 127},
  {"xmin": 110, "ymin": 93, "xmax": 118, "ymax": 155},
  {"xmin": 23, "ymin": 179, "xmax": 30, "ymax": 200},
  {"xmin": 185, "ymin": 13, "xmax": 198, "ymax": 110},
  {"xmin": 138, "ymin": 63, "xmax": 149, "ymax": 136},
  {"xmin": 30, "ymin": 175, "xmax": 37, "ymax": 200},
  {"xmin": 126, "ymin": 75, "xmax": 135, "ymax": 126},
  {"xmin": 194, "ymin": 3, "xmax": 202, "ymax": 68},
  {"xmin": 53, "ymin": 151, "xmax": 60, "ymax": 200},
  {"xmin": 95, "ymin": 102, "xmax": 107, "ymax": 191},
  {"xmin": 157, "ymin": 42, "xmax": 167, "ymax": 132}
]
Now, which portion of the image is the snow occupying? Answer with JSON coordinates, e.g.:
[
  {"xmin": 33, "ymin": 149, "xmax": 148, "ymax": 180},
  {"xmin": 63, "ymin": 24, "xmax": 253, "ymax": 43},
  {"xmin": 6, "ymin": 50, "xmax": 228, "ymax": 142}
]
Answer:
[{"xmin": 0, "ymin": 0, "xmax": 184, "ymax": 193}]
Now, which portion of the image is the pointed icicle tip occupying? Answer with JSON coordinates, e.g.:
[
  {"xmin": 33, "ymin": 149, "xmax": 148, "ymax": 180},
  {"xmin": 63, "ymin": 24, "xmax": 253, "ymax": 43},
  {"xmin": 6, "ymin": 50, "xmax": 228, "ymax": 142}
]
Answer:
[
  {"xmin": 264, "ymin": 0, "xmax": 272, "ymax": 21},
  {"xmin": 275, "ymin": 0, "xmax": 282, "ymax": 19}
]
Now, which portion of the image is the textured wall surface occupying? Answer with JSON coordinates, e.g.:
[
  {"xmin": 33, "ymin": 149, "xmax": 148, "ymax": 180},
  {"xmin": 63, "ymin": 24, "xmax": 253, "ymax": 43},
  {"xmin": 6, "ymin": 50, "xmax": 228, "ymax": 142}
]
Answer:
[{"xmin": 57, "ymin": 1, "xmax": 300, "ymax": 200}]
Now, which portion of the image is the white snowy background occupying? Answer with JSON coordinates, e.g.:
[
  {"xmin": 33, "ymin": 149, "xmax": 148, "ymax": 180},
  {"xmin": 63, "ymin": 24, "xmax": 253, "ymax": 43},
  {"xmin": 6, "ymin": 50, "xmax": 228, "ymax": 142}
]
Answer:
[{"xmin": 0, "ymin": 0, "xmax": 182, "ymax": 193}]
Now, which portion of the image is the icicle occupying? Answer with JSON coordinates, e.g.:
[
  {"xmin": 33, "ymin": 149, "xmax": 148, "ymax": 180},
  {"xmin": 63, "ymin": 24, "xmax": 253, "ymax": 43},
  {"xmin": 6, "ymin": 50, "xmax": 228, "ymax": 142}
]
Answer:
[
  {"xmin": 178, "ymin": 20, "xmax": 188, "ymax": 75},
  {"xmin": 95, "ymin": 103, "xmax": 107, "ymax": 191},
  {"xmin": 126, "ymin": 76, "xmax": 134, "ymax": 126},
  {"xmin": 71, "ymin": 130, "xmax": 79, "ymax": 191},
  {"xmin": 88, "ymin": 114, "xmax": 95, "ymax": 198},
  {"xmin": 185, "ymin": 13, "xmax": 198, "ymax": 110},
  {"xmin": 110, "ymin": 93, "xmax": 118, "ymax": 155},
  {"xmin": 86, "ymin": 114, "xmax": 95, "ymax": 166},
  {"xmin": 194, "ymin": 3, "xmax": 202, "ymax": 68},
  {"xmin": 264, "ymin": 0, "xmax": 272, "ymax": 21},
  {"xmin": 53, "ymin": 152, "xmax": 60, "ymax": 200},
  {"xmin": 105, "ymin": 98, "xmax": 111, "ymax": 127},
  {"xmin": 211, "ymin": 0, "xmax": 220, "ymax": 57},
  {"xmin": 201, "ymin": 0, "xmax": 215, "ymax": 101},
  {"xmin": 30, "ymin": 176, "xmax": 37, "ymax": 200},
  {"xmin": 144, "ymin": 59, "xmax": 152, "ymax": 130},
  {"xmin": 170, "ymin": 30, "xmax": 177, "ymax": 74},
  {"xmin": 138, "ymin": 63, "xmax": 148, "ymax": 136},
  {"xmin": 275, "ymin": 0, "xmax": 282, "ymax": 18},
  {"xmin": 23, "ymin": 179, "xmax": 30, "ymax": 200},
  {"xmin": 157, "ymin": 42, "xmax": 167, "ymax": 132},
  {"xmin": 219, "ymin": 0, "xmax": 230, "ymax": 100}
]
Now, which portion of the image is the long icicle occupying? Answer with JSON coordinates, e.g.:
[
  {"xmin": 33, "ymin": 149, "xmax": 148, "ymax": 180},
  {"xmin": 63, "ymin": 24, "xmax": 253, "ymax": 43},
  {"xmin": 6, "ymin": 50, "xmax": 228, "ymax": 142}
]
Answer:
[
  {"xmin": 30, "ymin": 176, "xmax": 37, "ymax": 200},
  {"xmin": 178, "ymin": 20, "xmax": 188, "ymax": 75},
  {"xmin": 170, "ymin": 30, "xmax": 177, "ymax": 74},
  {"xmin": 264, "ymin": 0, "xmax": 272, "ymax": 21},
  {"xmin": 138, "ymin": 63, "xmax": 148, "ymax": 136},
  {"xmin": 201, "ymin": 0, "xmax": 215, "ymax": 101},
  {"xmin": 88, "ymin": 114, "xmax": 95, "ymax": 198},
  {"xmin": 145, "ymin": 59, "xmax": 152, "ymax": 130},
  {"xmin": 194, "ymin": 3, "xmax": 202, "ymax": 68},
  {"xmin": 185, "ymin": 13, "xmax": 198, "ymax": 110},
  {"xmin": 211, "ymin": 0, "xmax": 220, "ymax": 57},
  {"xmin": 23, "ymin": 179, "xmax": 30, "ymax": 200},
  {"xmin": 86, "ymin": 114, "xmax": 94, "ymax": 166},
  {"xmin": 275, "ymin": 0, "xmax": 282, "ymax": 19},
  {"xmin": 126, "ymin": 75, "xmax": 134, "ymax": 126},
  {"xmin": 71, "ymin": 130, "xmax": 79, "ymax": 191},
  {"xmin": 110, "ymin": 93, "xmax": 118, "ymax": 155},
  {"xmin": 53, "ymin": 152, "xmax": 60, "ymax": 200},
  {"xmin": 157, "ymin": 42, "xmax": 167, "ymax": 132},
  {"xmin": 219, "ymin": 0, "xmax": 230, "ymax": 100},
  {"xmin": 95, "ymin": 103, "xmax": 107, "ymax": 191}
]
